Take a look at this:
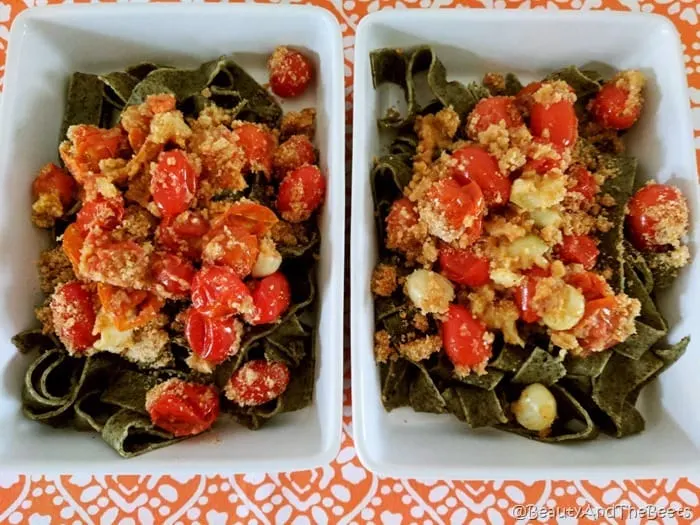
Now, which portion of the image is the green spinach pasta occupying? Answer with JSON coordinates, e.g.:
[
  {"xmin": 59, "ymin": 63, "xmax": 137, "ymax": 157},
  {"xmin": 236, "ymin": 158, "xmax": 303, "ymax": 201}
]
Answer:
[{"xmin": 369, "ymin": 46, "xmax": 690, "ymax": 442}]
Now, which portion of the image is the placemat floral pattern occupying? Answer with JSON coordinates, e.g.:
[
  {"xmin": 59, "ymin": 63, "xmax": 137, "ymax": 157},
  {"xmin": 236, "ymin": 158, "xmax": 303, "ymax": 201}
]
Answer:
[{"xmin": 1, "ymin": 0, "xmax": 700, "ymax": 523}]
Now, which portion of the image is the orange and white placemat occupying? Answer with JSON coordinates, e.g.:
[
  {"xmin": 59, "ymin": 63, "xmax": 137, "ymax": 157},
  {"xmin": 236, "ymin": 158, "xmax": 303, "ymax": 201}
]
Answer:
[{"xmin": 2, "ymin": 1, "xmax": 700, "ymax": 523}]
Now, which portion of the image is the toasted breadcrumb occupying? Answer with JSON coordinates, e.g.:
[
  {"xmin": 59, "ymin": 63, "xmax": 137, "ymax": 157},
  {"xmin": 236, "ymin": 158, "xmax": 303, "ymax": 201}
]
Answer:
[
  {"xmin": 31, "ymin": 193, "xmax": 63, "ymax": 228},
  {"xmin": 398, "ymin": 335, "xmax": 442, "ymax": 362},
  {"xmin": 113, "ymin": 205, "xmax": 157, "ymax": 242},
  {"xmin": 280, "ymin": 108, "xmax": 316, "ymax": 140},
  {"xmin": 35, "ymin": 304, "xmax": 54, "ymax": 335},
  {"xmin": 532, "ymin": 81, "xmax": 577, "ymax": 106},
  {"xmin": 614, "ymin": 70, "xmax": 645, "ymax": 117},
  {"xmin": 414, "ymin": 107, "xmax": 460, "ymax": 163},
  {"xmin": 468, "ymin": 286, "xmax": 523, "ymax": 346},
  {"xmin": 482, "ymin": 73, "xmax": 506, "ymax": 95},
  {"xmin": 38, "ymin": 247, "xmax": 75, "ymax": 294},
  {"xmin": 412, "ymin": 313, "xmax": 430, "ymax": 332},
  {"xmin": 374, "ymin": 330, "xmax": 396, "ymax": 363},
  {"xmin": 371, "ymin": 263, "xmax": 399, "ymax": 297}
]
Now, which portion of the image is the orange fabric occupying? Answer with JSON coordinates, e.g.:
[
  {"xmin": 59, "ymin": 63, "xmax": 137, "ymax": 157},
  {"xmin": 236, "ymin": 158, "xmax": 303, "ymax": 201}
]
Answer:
[{"xmin": 2, "ymin": 1, "xmax": 700, "ymax": 523}]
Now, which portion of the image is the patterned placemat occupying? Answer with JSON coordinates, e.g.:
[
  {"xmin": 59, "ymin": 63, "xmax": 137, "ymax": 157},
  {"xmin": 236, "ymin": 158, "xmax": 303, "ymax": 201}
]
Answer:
[{"xmin": 1, "ymin": 0, "xmax": 700, "ymax": 523}]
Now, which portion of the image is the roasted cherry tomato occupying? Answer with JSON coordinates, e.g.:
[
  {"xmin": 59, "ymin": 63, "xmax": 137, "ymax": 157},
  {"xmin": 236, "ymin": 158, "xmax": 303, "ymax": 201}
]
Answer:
[
  {"xmin": 202, "ymin": 225, "xmax": 259, "ymax": 278},
  {"xmin": 467, "ymin": 96, "xmax": 523, "ymax": 138},
  {"xmin": 191, "ymin": 265, "xmax": 255, "ymax": 318},
  {"xmin": 438, "ymin": 244, "xmax": 490, "ymax": 287},
  {"xmin": 233, "ymin": 123, "xmax": 276, "ymax": 176},
  {"xmin": 50, "ymin": 281, "xmax": 98, "ymax": 353},
  {"xmin": 225, "ymin": 360, "xmax": 291, "ymax": 406},
  {"xmin": 156, "ymin": 210, "xmax": 210, "ymax": 260},
  {"xmin": 277, "ymin": 165, "xmax": 326, "ymax": 223},
  {"xmin": 441, "ymin": 304, "xmax": 493, "ymax": 375},
  {"xmin": 268, "ymin": 46, "xmax": 313, "ymax": 98},
  {"xmin": 514, "ymin": 277, "xmax": 540, "ymax": 323},
  {"xmin": 568, "ymin": 164, "xmax": 598, "ymax": 201},
  {"xmin": 515, "ymin": 82, "xmax": 542, "ymax": 114},
  {"xmin": 60, "ymin": 125, "xmax": 128, "ymax": 182},
  {"xmin": 151, "ymin": 252, "xmax": 196, "ymax": 298},
  {"xmin": 32, "ymin": 163, "xmax": 76, "ymax": 207},
  {"xmin": 423, "ymin": 178, "xmax": 485, "ymax": 239},
  {"xmin": 626, "ymin": 183, "xmax": 688, "ymax": 252},
  {"xmin": 145, "ymin": 379, "xmax": 219, "ymax": 437},
  {"xmin": 530, "ymin": 100, "xmax": 578, "ymax": 148},
  {"xmin": 81, "ymin": 236, "xmax": 151, "ymax": 288},
  {"xmin": 451, "ymin": 146, "xmax": 511, "ymax": 206},
  {"xmin": 150, "ymin": 150, "xmax": 198, "ymax": 218},
  {"xmin": 513, "ymin": 266, "xmax": 550, "ymax": 323},
  {"xmin": 590, "ymin": 74, "xmax": 643, "ymax": 130},
  {"xmin": 75, "ymin": 195, "xmax": 125, "ymax": 233},
  {"xmin": 97, "ymin": 283, "xmax": 164, "ymax": 331},
  {"xmin": 185, "ymin": 308, "xmax": 242, "ymax": 365},
  {"xmin": 521, "ymin": 139, "xmax": 564, "ymax": 175},
  {"xmin": 248, "ymin": 272, "xmax": 292, "ymax": 325},
  {"xmin": 564, "ymin": 271, "xmax": 612, "ymax": 301},
  {"xmin": 573, "ymin": 296, "xmax": 635, "ymax": 353},
  {"xmin": 62, "ymin": 223, "xmax": 88, "ymax": 271},
  {"xmin": 557, "ymin": 235, "xmax": 599, "ymax": 270},
  {"xmin": 273, "ymin": 134, "xmax": 316, "ymax": 176},
  {"xmin": 211, "ymin": 202, "xmax": 278, "ymax": 237}
]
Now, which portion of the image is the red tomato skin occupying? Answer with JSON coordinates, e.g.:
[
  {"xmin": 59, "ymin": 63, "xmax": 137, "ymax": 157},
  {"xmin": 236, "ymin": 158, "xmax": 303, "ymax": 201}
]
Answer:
[
  {"xmin": 423, "ymin": 178, "xmax": 485, "ymax": 237},
  {"xmin": 62, "ymin": 223, "xmax": 87, "ymax": 272},
  {"xmin": 145, "ymin": 379, "xmax": 219, "ymax": 437},
  {"xmin": 441, "ymin": 304, "xmax": 493, "ymax": 374},
  {"xmin": 233, "ymin": 123, "xmax": 276, "ymax": 176},
  {"xmin": 530, "ymin": 100, "xmax": 578, "ymax": 148},
  {"xmin": 248, "ymin": 272, "xmax": 292, "ymax": 325},
  {"xmin": 573, "ymin": 296, "xmax": 631, "ymax": 353},
  {"xmin": 590, "ymin": 83, "xmax": 640, "ymax": 130},
  {"xmin": 467, "ymin": 96, "xmax": 523, "ymax": 139},
  {"xmin": 451, "ymin": 146, "xmax": 512, "ymax": 206},
  {"xmin": 32, "ymin": 163, "xmax": 76, "ymax": 206},
  {"xmin": 558, "ymin": 235, "xmax": 599, "ymax": 270},
  {"xmin": 626, "ymin": 184, "xmax": 686, "ymax": 251},
  {"xmin": 438, "ymin": 245, "xmax": 490, "ymax": 287},
  {"xmin": 191, "ymin": 265, "xmax": 255, "ymax": 318},
  {"xmin": 273, "ymin": 134, "xmax": 316, "ymax": 176},
  {"xmin": 277, "ymin": 165, "xmax": 326, "ymax": 223},
  {"xmin": 522, "ymin": 139, "xmax": 564, "ymax": 175},
  {"xmin": 568, "ymin": 165, "xmax": 598, "ymax": 200},
  {"xmin": 156, "ymin": 210, "xmax": 210, "ymax": 260},
  {"xmin": 151, "ymin": 252, "xmax": 196, "ymax": 298},
  {"xmin": 150, "ymin": 150, "xmax": 198, "ymax": 218},
  {"xmin": 185, "ymin": 308, "xmax": 242, "ymax": 365},
  {"xmin": 202, "ymin": 225, "xmax": 259, "ymax": 279},
  {"xmin": 565, "ymin": 271, "xmax": 612, "ymax": 301},
  {"xmin": 514, "ymin": 277, "xmax": 540, "ymax": 323},
  {"xmin": 515, "ymin": 82, "xmax": 542, "ymax": 114},
  {"xmin": 268, "ymin": 47, "xmax": 313, "ymax": 98},
  {"xmin": 226, "ymin": 360, "xmax": 291, "ymax": 406},
  {"xmin": 76, "ymin": 195, "xmax": 125, "ymax": 233},
  {"xmin": 50, "ymin": 281, "xmax": 98, "ymax": 353}
]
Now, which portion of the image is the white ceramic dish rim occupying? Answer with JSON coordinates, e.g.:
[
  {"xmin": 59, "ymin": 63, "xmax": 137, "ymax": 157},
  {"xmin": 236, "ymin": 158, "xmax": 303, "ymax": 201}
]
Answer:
[
  {"xmin": 350, "ymin": 9, "xmax": 700, "ymax": 481},
  {"xmin": 0, "ymin": 3, "xmax": 345, "ymax": 475}
]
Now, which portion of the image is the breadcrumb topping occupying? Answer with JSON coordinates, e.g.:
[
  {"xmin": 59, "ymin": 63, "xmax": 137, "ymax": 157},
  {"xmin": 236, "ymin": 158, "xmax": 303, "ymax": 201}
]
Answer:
[{"xmin": 371, "ymin": 263, "xmax": 399, "ymax": 297}]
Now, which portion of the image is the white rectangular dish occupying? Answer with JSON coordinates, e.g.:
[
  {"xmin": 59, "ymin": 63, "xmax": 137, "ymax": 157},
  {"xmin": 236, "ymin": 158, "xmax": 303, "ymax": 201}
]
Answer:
[
  {"xmin": 351, "ymin": 10, "xmax": 699, "ymax": 480},
  {"xmin": 0, "ymin": 4, "xmax": 345, "ymax": 474}
]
